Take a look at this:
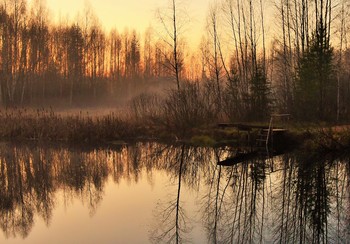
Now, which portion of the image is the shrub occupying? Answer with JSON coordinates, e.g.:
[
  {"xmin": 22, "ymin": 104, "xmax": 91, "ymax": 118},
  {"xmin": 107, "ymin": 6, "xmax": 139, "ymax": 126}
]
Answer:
[{"xmin": 163, "ymin": 82, "xmax": 218, "ymax": 133}]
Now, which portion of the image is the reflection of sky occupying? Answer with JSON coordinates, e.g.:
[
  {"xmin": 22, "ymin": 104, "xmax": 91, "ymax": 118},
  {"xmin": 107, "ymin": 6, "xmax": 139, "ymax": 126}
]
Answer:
[
  {"xmin": 0, "ymin": 171, "xmax": 205, "ymax": 244},
  {"xmin": 30, "ymin": 0, "xmax": 212, "ymax": 47}
]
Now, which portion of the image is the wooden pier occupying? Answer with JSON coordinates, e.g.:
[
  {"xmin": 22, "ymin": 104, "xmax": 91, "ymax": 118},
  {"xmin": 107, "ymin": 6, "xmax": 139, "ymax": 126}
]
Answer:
[
  {"xmin": 217, "ymin": 115, "xmax": 290, "ymax": 166},
  {"xmin": 219, "ymin": 114, "xmax": 290, "ymax": 144}
]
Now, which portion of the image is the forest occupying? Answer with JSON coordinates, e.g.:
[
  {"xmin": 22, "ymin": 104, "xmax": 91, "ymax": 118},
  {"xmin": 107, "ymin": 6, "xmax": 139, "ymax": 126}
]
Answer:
[{"xmin": 0, "ymin": 0, "xmax": 349, "ymax": 123}]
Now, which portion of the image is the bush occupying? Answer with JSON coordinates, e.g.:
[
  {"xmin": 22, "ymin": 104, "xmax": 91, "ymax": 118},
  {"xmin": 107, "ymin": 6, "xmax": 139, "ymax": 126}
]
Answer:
[
  {"xmin": 162, "ymin": 82, "xmax": 218, "ymax": 133},
  {"xmin": 130, "ymin": 93, "xmax": 163, "ymax": 124}
]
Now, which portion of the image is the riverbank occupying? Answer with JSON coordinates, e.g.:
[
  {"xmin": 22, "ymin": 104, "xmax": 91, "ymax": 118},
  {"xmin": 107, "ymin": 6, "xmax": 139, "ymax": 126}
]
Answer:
[{"xmin": 1, "ymin": 108, "xmax": 350, "ymax": 153}]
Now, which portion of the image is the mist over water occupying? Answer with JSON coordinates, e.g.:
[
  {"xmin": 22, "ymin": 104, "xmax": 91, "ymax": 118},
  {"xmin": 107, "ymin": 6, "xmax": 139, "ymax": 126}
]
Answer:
[{"xmin": 1, "ymin": 0, "xmax": 349, "ymax": 121}]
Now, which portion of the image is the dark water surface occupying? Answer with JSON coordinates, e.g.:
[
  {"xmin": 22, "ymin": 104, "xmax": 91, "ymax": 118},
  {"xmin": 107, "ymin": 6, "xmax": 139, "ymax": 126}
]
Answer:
[{"xmin": 0, "ymin": 142, "xmax": 349, "ymax": 243}]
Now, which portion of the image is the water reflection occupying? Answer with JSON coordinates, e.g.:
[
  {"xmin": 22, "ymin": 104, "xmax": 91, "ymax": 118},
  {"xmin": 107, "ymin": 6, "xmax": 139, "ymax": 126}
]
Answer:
[
  {"xmin": 201, "ymin": 154, "xmax": 269, "ymax": 244},
  {"xmin": 0, "ymin": 142, "xmax": 348, "ymax": 243}
]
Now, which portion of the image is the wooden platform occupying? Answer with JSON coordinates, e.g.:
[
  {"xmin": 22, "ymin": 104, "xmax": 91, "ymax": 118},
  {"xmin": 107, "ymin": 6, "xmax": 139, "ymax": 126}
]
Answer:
[
  {"xmin": 262, "ymin": 128, "xmax": 287, "ymax": 132},
  {"xmin": 218, "ymin": 123, "xmax": 269, "ymax": 131},
  {"xmin": 218, "ymin": 123, "xmax": 287, "ymax": 132}
]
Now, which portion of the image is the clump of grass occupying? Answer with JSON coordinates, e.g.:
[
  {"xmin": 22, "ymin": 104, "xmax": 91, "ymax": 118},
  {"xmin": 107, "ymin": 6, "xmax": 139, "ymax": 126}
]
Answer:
[
  {"xmin": 190, "ymin": 135, "xmax": 216, "ymax": 147},
  {"xmin": 296, "ymin": 126, "xmax": 350, "ymax": 152}
]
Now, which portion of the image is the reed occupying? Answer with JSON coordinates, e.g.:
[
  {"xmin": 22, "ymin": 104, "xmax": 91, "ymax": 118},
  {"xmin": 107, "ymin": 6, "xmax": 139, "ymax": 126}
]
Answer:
[{"xmin": 0, "ymin": 107, "xmax": 146, "ymax": 143}]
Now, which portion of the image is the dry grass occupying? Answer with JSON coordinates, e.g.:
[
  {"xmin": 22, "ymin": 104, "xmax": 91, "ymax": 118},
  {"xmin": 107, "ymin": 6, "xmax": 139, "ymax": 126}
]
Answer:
[
  {"xmin": 0, "ymin": 108, "xmax": 148, "ymax": 143},
  {"xmin": 294, "ymin": 125, "xmax": 350, "ymax": 153},
  {"xmin": 3, "ymin": 91, "xmax": 348, "ymax": 149}
]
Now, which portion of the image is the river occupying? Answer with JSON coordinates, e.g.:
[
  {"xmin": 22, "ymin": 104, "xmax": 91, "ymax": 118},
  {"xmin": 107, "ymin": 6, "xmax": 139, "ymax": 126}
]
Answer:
[{"xmin": 0, "ymin": 142, "xmax": 348, "ymax": 243}]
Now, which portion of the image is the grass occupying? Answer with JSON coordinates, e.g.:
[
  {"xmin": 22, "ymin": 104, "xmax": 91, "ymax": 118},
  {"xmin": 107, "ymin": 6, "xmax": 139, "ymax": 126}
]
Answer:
[
  {"xmin": 190, "ymin": 135, "xmax": 216, "ymax": 147},
  {"xmin": 0, "ymin": 107, "xmax": 215, "ymax": 144},
  {"xmin": 0, "ymin": 106, "xmax": 242, "ymax": 146},
  {"xmin": 1, "ymin": 107, "xmax": 350, "ymax": 153},
  {"xmin": 0, "ymin": 108, "xmax": 148, "ymax": 143},
  {"xmin": 299, "ymin": 127, "xmax": 350, "ymax": 153}
]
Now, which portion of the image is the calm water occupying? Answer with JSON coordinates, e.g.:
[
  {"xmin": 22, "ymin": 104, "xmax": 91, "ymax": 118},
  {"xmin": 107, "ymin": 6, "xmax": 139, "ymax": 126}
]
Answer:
[{"xmin": 0, "ymin": 142, "xmax": 349, "ymax": 243}]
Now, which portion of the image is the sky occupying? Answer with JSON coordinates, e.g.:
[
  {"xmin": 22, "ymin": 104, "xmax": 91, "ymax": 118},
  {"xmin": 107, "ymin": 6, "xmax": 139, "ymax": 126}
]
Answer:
[{"xmin": 39, "ymin": 0, "xmax": 212, "ymax": 47}]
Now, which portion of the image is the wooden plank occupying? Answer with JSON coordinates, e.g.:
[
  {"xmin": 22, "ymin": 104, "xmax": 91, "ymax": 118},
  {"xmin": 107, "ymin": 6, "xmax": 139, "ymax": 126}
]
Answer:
[
  {"xmin": 218, "ymin": 123, "xmax": 269, "ymax": 130},
  {"xmin": 262, "ymin": 129, "xmax": 287, "ymax": 132},
  {"xmin": 271, "ymin": 114, "xmax": 291, "ymax": 117}
]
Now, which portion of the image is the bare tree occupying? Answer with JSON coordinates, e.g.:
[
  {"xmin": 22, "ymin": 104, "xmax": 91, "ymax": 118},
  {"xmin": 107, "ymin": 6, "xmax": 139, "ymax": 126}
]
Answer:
[
  {"xmin": 143, "ymin": 26, "xmax": 154, "ymax": 80},
  {"xmin": 109, "ymin": 29, "xmax": 122, "ymax": 82},
  {"xmin": 28, "ymin": 0, "xmax": 50, "ymax": 101},
  {"xmin": 67, "ymin": 24, "xmax": 84, "ymax": 105},
  {"xmin": 0, "ymin": 0, "xmax": 27, "ymax": 105},
  {"xmin": 207, "ymin": 3, "xmax": 223, "ymax": 108},
  {"xmin": 156, "ymin": 0, "xmax": 188, "ymax": 90}
]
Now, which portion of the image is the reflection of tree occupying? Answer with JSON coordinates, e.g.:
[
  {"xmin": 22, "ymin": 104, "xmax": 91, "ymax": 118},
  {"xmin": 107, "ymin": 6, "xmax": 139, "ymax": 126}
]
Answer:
[
  {"xmin": 331, "ymin": 158, "xmax": 350, "ymax": 243},
  {"xmin": 58, "ymin": 150, "xmax": 109, "ymax": 216},
  {"xmin": 31, "ymin": 148, "xmax": 55, "ymax": 225},
  {"xmin": 150, "ymin": 144, "xmax": 215, "ymax": 243},
  {"xmin": 84, "ymin": 151, "xmax": 108, "ymax": 216},
  {"xmin": 175, "ymin": 145, "xmax": 185, "ymax": 243},
  {"xmin": 201, "ymin": 149, "xmax": 268, "ymax": 244},
  {"xmin": 273, "ymin": 153, "xmax": 348, "ymax": 243},
  {"xmin": 342, "ymin": 160, "xmax": 350, "ymax": 241},
  {"xmin": 0, "ymin": 144, "xmax": 112, "ymax": 238},
  {"xmin": 201, "ymin": 150, "xmax": 350, "ymax": 244},
  {"xmin": 0, "ymin": 142, "xmax": 210, "ymax": 242},
  {"xmin": 0, "ymin": 146, "xmax": 35, "ymax": 239},
  {"xmin": 202, "ymin": 149, "xmax": 225, "ymax": 243},
  {"xmin": 151, "ymin": 144, "xmax": 189, "ymax": 243},
  {"xmin": 302, "ymin": 160, "xmax": 330, "ymax": 243},
  {"xmin": 0, "ymin": 142, "xmax": 349, "ymax": 243}
]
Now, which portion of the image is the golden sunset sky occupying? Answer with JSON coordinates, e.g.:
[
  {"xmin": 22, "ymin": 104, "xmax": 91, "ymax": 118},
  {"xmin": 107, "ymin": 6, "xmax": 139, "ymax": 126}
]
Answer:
[{"xmin": 40, "ymin": 0, "xmax": 213, "ymax": 47}]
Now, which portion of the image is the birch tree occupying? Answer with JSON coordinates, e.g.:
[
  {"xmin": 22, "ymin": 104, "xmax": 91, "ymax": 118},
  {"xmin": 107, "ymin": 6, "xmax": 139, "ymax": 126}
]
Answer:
[{"xmin": 156, "ymin": 0, "xmax": 188, "ymax": 90}]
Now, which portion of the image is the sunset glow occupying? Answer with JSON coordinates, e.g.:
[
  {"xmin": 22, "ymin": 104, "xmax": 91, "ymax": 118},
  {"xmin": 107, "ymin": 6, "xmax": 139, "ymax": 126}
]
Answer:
[{"xmin": 40, "ymin": 0, "xmax": 211, "ymax": 46}]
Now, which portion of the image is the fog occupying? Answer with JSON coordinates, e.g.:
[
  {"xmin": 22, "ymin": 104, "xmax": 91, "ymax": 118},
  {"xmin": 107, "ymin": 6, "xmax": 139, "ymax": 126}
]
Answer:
[{"xmin": 1, "ymin": 0, "xmax": 350, "ymax": 123}]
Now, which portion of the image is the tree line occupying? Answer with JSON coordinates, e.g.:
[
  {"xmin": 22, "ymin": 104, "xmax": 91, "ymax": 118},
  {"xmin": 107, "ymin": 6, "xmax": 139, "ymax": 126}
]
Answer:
[
  {"xmin": 0, "ymin": 0, "xmax": 178, "ymax": 106},
  {"xmin": 0, "ymin": 0, "xmax": 349, "ymax": 122},
  {"xmin": 199, "ymin": 0, "xmax": 350, "ymax": 121}
]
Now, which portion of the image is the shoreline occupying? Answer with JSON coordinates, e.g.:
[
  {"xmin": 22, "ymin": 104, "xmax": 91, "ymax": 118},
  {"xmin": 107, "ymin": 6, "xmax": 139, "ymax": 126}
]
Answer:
[{"xmin": 0, "ymin": 108, "xmax": 349, "ymax": 153}]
